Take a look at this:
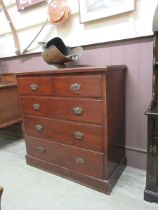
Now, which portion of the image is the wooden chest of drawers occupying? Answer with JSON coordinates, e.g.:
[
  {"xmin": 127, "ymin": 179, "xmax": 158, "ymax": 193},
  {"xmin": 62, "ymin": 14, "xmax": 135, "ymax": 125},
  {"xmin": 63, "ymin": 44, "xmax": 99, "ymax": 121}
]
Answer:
[{"xmin": 16, "ymin": 66, "xmax": 126, "ymax": 194}]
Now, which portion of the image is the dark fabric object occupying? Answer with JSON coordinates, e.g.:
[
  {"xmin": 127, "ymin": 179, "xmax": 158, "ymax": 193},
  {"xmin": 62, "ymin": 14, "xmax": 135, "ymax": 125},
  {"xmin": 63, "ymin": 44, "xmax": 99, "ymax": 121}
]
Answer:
[{"xmin": 45, "ymin": 37, "xmax": 70, "ymax": 56}]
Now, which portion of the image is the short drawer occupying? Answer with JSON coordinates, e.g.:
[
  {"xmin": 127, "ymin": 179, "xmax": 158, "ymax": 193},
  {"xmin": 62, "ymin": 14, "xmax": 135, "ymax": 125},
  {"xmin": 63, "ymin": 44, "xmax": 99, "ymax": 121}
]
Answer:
[
  {"xmin": 24, "ymin": 116, "xmax": 103, "ymax": 152},
  {"xmin": 17, "ymin": 77, "xmax": 53, "ymax": 95},
  {"xmin": 53, "ymin": 74, "xmax": 102, "ymax": 98},
  {"xmin": 25, "ymin": 136, "xmax": 104, "ymax": 179},
  {"xmin": 21, "ymin": 96, "xmax": 103, "ymax": 124}
]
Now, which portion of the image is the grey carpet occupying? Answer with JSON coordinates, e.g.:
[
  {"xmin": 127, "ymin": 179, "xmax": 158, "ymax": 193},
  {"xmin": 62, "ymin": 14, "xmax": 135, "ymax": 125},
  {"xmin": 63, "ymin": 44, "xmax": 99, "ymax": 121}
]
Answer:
[{"xmin": 0, "ymin": 134, "xmax": 157, "ymax": 210}]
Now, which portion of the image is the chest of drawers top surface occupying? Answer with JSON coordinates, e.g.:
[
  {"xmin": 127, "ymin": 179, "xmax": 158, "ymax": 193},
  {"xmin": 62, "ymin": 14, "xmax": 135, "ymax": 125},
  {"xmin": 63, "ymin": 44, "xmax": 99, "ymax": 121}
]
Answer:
[{"xmin": 16, "ymin": 66, "xmax": 123, "ymax": 75}]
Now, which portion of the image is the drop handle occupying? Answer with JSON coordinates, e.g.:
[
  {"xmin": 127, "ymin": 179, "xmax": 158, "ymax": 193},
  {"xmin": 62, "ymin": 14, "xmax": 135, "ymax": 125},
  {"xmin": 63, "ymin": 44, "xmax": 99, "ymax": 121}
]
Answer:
[
  {"xmin": 75, "ymin": 157, "xmax": 85, "ymax": 165},
  {"xmin": 149, "ymin": 145, "xmax": 157, "ymax": 154},
  {"xmin": 35, "ymin": 124, "xmax": 44, "ymax": 132},
  {"xmin": 32, "ymin": 103, "xmax": 40, "ymax": 111},
  {"xmin": 70, "ymin": 83, "xmax": 80, "ymax": 91},
  {"xmin": 73, "ymin": 131, "xmax": 84, "ymax": 140},
  {"xmin": 37, "ymin": 146, "xmax": 46, "ymax": 154},
  {"xmin": 30, "ymin": 83, "xmax": 38, "ymax": 91},
  {"xmin": 72, "ymin": 107, "xmax": 83, "ymax": 115}
]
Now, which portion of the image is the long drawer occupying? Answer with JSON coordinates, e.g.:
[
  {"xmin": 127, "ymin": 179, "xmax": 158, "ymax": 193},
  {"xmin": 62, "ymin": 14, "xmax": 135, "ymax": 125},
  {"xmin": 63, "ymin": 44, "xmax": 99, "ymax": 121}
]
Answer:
[
  {"xmin": 23, "ymin": 116, "xmax": 103, "ymax": 152},
  {"xmin": 21, "ymin": 96, "xmax": 103, "ymax": 124},
  {"xmin": 25, "ymin": 136, "xmax": 104, "ymax": 179},
  {"xmin": 17, "ymin": 74, "xmax": 102, "ymax": 98}
]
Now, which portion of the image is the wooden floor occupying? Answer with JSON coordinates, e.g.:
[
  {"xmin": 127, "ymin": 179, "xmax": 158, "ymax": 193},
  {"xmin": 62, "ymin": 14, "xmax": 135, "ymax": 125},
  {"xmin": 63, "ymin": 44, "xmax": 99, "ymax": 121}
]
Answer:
[{"xmin": 0, "ymin": 133, "xmax": 157, "ymax": 210}]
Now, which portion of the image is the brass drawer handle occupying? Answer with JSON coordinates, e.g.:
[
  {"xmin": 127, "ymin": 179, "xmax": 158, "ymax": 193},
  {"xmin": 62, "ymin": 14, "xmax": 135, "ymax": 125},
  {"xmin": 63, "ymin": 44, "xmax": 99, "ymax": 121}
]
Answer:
[
  {"xmin": 37, "ymin": 146, "xmax": 46, "ymax": 153},
  {"xmin": 70, "ymin": 83, "xmax": 81, "ymax": 91},
  {"xmin": 33, "ymin": 103, "xmax": 40, "ymax": 111},
  {"xmin": 30, "ymin": 83, "xmax": 38, "ymax": 91},
  {"xmin": 74, "ymin": 131, "xmax": 84, "ymax": 140},
  {"xmin": 149, "ymin": 145, "xmax": 157, "ymax": 154},
  {"xmin": 72, "ymin": 107, "xmax": 83, "ymax": 115},
  {"xmin": 35, "ymin": 124, "xmax": 44, "ymax": 132},
  {"xmin": 75, "ymin": 157, "xmax": 85, "ymax": 165}
]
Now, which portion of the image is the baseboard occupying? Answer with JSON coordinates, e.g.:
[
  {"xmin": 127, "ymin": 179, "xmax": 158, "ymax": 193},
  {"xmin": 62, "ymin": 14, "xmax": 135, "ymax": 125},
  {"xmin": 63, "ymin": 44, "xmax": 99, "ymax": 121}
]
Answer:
[{"xmin": 26, "ymin": 155, "xmax": 126, "ymax": 194}]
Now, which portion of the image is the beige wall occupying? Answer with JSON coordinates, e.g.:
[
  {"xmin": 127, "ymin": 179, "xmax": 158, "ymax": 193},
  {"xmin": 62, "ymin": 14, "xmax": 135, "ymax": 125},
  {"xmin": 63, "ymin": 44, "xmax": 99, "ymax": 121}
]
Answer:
[
  {"xmin": 0, "ymin": 0, "xmax": 157, "ymax": 57},
  {"xmin": 0, "ymin": 36, "xmax": 153, "ymax": 169}
]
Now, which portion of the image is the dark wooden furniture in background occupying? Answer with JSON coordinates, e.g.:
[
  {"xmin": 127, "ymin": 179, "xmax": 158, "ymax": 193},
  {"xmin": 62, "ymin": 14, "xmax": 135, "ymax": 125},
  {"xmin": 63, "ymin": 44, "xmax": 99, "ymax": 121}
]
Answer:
[
  {"xmin": 144, "ymin": 5, "xmax": 158, "ymax": 203},
  {"xmin": 0, "ymin": 74, "xmax": 21, "ymax": 128},
  {"xmin": 16, "ymin": 66, "xmax": 126, "ymax": 194},
  {"xmin": 0, "ymin": 187, "xmax": 3, "ymax": 210},
  {"xmin": 144, "ymin": 32, "xmax": 158, "ymax": 203}
]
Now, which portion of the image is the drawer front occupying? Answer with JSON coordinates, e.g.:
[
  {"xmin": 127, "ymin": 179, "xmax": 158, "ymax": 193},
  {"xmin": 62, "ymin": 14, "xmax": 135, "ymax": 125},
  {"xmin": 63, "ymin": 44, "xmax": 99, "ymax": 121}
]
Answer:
[
  {"xmin": 24, "ymin": 116, "xmax": 103, "ymax": 152},
  {"xmin": 26, "ymin": 136, "xmax": 104, "ymax": 179},
  {"xmin": 17, "ymin": 77, "xmax": 53, "ymax": 95},
  {"xmin": 53, "ymin": 74, "xmax": 102, "ymax": 97},
  {"xmin": 21, "ymin": 96, "xmax": 103, "ymax": 124}
]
